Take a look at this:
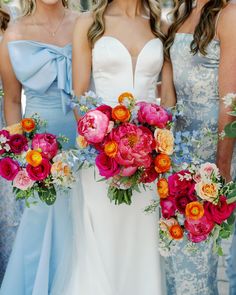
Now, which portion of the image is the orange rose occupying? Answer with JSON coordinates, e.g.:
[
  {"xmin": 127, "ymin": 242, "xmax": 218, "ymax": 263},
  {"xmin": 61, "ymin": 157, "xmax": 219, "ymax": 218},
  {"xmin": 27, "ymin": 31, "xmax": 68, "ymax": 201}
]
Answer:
[
  {"xmin": 157, "ymin": 178, "xmax": 169, "ymax": 199},
  {"xmin": 118, "ymin": 92, "xmax": 134, "ymax": 104},
  {"xmin": 26, "ymin": 150, "xmax": 43, "ymax": 167},
  {"xmin": 169, "ymin": 224, "xmax": 184, "ymax": 240},
  {"xmin": 185, "ymin": 201, "xmax": 204, "ymax": 220},
  {"xmin": 154, "ymin": 128, "xmax": 174, "ymax": 155},
  {"xmin": 5, "ymin": 123, "xmax": 23, "ymax": 135},
  {"xmin": 112, "ymin": 105, "xmax": 131, "ymax": 122},
  {"xmin": 154, "ymin": 154, "xmax": 171, "ymax": 173},
  {"xmin": 104, "ymin": 141, "xmax": 118, "ymax": 158},
  {"xmin": 21, "ymin": 118, "xmax": 36, "ymax": 133},
  {"xmin": 195, "ymin": 181, "xmax": 219, "ymax": 203}
]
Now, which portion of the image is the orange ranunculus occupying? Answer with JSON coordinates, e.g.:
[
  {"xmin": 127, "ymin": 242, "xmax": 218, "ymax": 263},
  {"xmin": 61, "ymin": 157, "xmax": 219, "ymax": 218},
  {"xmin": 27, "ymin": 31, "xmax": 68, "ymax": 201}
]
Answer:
[
  {"xmin": 157, "ymin": 178, "xmax": 169, "ymax": 199},
  {"xmin": 21, "ymin": 118, "xmax": 36, "ymax": 133},
  {"xmin": 169, "ymin": 224, "xmax": 184, "ymax": 240},
  {"xmin": 26, "ymin": 150, "xmax": 43, "ymax": 167},
  {"xmin": 154, "ymin": 154, "xmax": 171, "ymax": 173},
  {"xmin": 112, "ymin": 105, "xmax": 131, "ymax": 122},
  {"xmin": 185, "ymin": 201, "xmax": 204, "ymax": 220},
  {"xmin": 118, "ymin": 92, "xmax": 134, "ymax": 104},
  {"xmin": 104, "ymin": 141, "xmax": 118, "ymax": 158}
]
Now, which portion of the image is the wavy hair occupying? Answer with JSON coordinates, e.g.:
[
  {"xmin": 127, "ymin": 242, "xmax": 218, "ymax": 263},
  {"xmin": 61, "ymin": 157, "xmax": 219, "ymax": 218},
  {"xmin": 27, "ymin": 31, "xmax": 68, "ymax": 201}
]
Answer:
[
  {"xmin": 165, "ymin": 0, "xmax": 229, "ymax": 57},
  {"xmin": 22, "ymin": 0, "xmax": 69, "ymax": 16},
  {"xmin": 0, "ymin": 8, "xmax": 10, "ymax": 31},
  {"xmin": 88, "ymin": 0, "xmax": 165, "ymax": 47}
]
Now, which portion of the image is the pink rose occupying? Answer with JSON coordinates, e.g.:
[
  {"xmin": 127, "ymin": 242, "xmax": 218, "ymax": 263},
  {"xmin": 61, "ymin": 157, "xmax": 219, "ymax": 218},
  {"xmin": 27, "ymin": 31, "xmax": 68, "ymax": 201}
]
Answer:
[
  {"xmin": 78, "ymin": 110, "xmax": 109, "ymax": 144},
  {"xmin": 140, "ymin": 166, "xmax": 158, "ymax": 183},
  {"xmin": 13, "ymin": 169, "xmax": 35, "ymax": 190},
  {"xmin": 137, "ymin": 102, "xmax": 169, "ymax": 128},
  {"xmin": 9, "ymin": 134, "xmax": 28, "ymax": 154},
  {"xmin": 32, "ymin": 133, "xmax": 59, "ymax": 160},
  {"xmin": 95, "ymin": 152, "xmax": 120, "ymax": 179},
  {"xmin": 184, "ymin": 215, "xmax": 215, "ymax": 243},
  {"xmin": 96, "ymin": 105, "xmax": 112, "ymax": 120},
  {"xmin": 204, "ymin": 196, "xmax": 236, "ymax": 225},
  {"xmin": 175, "ymin": 194, "xmax": 197, "ymax": 214},
  {"xmin": 160, "ymin": 196, "xmax": 176, "ymax": 219},
  {"xmin": 26, "ymin": 158, "xmax": 51, "ymax": 181},
  {"xmin": 0, "ymin": 157, "xmax": 20, "ymax": 180},
  {"xmin": 168, "ymin": 170, "xmax": 195, "ymax": 197},
  {"xmin": 110, "ymin": 123, "xmax": 154, "ymax": 168}
]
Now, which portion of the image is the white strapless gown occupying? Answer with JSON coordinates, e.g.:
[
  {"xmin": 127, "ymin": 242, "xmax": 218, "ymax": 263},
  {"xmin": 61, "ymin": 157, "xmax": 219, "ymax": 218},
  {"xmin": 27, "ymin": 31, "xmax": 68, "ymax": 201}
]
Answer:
[{"xmin": 51, "ymin": 36, "xmax": 165, "ymax": 295}]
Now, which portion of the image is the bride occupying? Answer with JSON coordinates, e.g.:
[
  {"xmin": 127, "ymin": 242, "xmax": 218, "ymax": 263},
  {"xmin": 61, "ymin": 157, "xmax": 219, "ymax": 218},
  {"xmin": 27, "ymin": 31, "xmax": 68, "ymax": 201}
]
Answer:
[{"xmin": 52, "ymin": 0, "xmax": 166, "ymax": 294}]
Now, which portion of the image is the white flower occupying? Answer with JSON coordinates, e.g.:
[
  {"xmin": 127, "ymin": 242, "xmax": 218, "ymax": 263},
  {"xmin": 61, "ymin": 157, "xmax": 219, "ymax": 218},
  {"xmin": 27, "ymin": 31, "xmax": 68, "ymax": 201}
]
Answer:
[
  {"xmin": 222, "ymin": 93, "xmax": 236, "ymax": 108},
  {"xmin": 0, "ymin": 135, "xmax": 8, "ymax": 144}
]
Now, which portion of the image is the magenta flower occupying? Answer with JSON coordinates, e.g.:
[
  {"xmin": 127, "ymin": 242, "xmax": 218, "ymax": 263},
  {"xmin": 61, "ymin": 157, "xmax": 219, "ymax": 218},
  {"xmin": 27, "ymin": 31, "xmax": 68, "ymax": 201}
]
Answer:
[
  {"xmin": 175, "ymin": 194, "xmax": 197, "ymax": 214},
  {"xmin": 168, "ymin": 170, "xmax": 195, "ymax": 197},
  {"xmin": 78, "ymin": 110, "xmax": 109, "ymax": 144},
  {"xmin": 184, "ymin": 215, "xmax": 215, "ymax": 243},
  {"xmin": 96, "ymin": 105, "xmax": 112, "ymax": 120},
  {"xmin": 26, "ymin": 158, "xmax": 51, "ymax": 181},
  {"xmin": 137, "ymin": 102, "xmax": 169, "ymax": 128},
  {"xmin": 0, "ymin": 157, "xmax": 20, "ymax": 181},
  {"xmin": 160, "ymin": 196, "xmax": 176, "ymax": 219},
  {"xmin": 32, "ymin": 133, "xmax": 59, "ymax": 160},
  {"xmin": 95, "ymin": 152, "xmax": 120, "ymax": 179}
]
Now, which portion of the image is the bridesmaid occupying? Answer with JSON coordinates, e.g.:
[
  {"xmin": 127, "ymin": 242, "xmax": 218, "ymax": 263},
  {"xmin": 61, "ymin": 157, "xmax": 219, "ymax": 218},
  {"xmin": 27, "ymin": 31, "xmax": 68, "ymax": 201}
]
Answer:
[
  {"xmin": 0, "ymin": 1, "xmax": 78, "ymax": 294},
  {"xmin": 0, "ymin": 5, "xmax": 22, "ymax": 285},
  {"xmin": 161, "ymin": 1, "xmax": 236, "ymax": 294}
]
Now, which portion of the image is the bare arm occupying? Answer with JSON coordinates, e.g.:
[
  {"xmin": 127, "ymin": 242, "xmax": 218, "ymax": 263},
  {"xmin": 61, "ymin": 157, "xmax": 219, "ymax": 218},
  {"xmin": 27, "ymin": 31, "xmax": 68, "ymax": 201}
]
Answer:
[
  {"xmin": 216, "ymin": 6, "xmax": 236, "ymax": 181},
  {"xmin": 0, "ymin": 29, "xmax": 22, "ymax": 125},
  {"xmin": 72, "ymin": 13, "xmax": 93, "ymax": 121},
  {"xmin": 160, "ymin": 60, "xmax": 176, "ymax": 108}
]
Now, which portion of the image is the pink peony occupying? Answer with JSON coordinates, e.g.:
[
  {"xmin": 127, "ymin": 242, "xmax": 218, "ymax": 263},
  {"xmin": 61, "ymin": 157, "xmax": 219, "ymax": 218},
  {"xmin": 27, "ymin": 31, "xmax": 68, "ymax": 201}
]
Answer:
[
  {"xmin": 95, "ymin": 152, "xmax": 120, "ymax": 178},
  {"xmin": 140, "ymin": 166, "xmax": 158, "ymax": 183},
  {"xmin": 13, "ymin": 169, "xmax": 35, "ymax": 190},
  {"xmin": 0, "ymin": 157, "xmax": 20, "ymax": 180},
  {"xmin": 120, "ymin": 166, "xmax": 137, "ymax": 177},
  {"xmin": 160, "ymin": 196, "xmax": 176, "ymax": 219},
  {"xmin": 110, "ymin": 123, "xmax": 155, "ymax": 168},
  {"xmin": 137, "ymin": 102, "xmax": 169, "ymax": 128},
  {"xmin": 168, "ymin": 170, "xmax": 195, "ymax": 197},
  {"xmin": 175, "ymin": 194, "xmax": 197, "ymax": 214},
  {"xmin": 26, "ymin": 158, "xmax": 51, "ymax": 181},
  {"xmin": 96, "ymin": 105, "xmax": 112, "ymax": 120},
  {"xmin": 78, "ymin": 110, "xmax": 109, "ymax": 144},
  {"xmin": 184, "ymin": 215, "xmax": 215, "ymax": 243},
  {"xmin": 204, "ymin": 196, "xmax": 236, "ymax": 225},
  {"xmin": 9, "ymin": 134, "xmax": 28, "ymax": 154},
  {"xmin": 32, "ymin": 133, "xmax": 59, "ymax": 160}
]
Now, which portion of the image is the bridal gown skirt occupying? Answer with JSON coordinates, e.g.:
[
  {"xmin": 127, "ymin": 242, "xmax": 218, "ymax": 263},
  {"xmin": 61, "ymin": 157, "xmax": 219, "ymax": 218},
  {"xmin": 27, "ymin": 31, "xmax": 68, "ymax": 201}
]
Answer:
[{"xmin": 52, "ymin": 167, "xmax": 165, "ymax": 295}]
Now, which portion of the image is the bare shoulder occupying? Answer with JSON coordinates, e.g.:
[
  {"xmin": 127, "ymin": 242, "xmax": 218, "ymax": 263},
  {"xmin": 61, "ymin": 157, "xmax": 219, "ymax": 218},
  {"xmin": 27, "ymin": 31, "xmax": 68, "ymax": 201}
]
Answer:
[
  {"xmin": 74, "ymin": 12, "xmax": 94, "ymax": 33},
  {"xmin": 218, "ymin": 3, "xmax": 236, "ymax": 36},
  {"xmin": 2, "ymin": 18, "xmax": 27, "ymax": 43},
  {"xmin": 66, "ymin": 9, "xmax": 80, "ymax": 25}
]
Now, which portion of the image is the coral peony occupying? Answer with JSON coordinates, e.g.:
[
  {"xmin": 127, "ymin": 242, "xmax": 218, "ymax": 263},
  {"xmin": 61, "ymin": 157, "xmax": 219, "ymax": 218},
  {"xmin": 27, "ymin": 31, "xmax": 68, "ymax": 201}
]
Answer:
[
  {"xmin": 0, "ymin": 157, "xmax": 20, "ymax": 180},
  {"xmin": 154, "ymin": 154, "xmax": 171, "ymax": 173},
  {"xmin": 21, "ymin": 118, "xmax": 36, "ymax": 133},
  {"xmin": 160, "ymin": 196, "xmax": 176, "ymax": 219},
  {"xmin": 95, "ymin": 152, "xmax": 120, "ymax": 178},
  {"xmin": 9, "ymin": 134, "xmax": 28, "ymax": 154},
  {"xmin": 32, "ymin": 133, "xmax": 59, "ymax": 160},
  {"xmin": 157, "ymin": 178, "xmax": 169, "ymax": 199},
  {"xmin": 154, "ymin": 128, "xmax": 174, "ymax": 155},
  {"xmin": 204, "ymin": 196, "xmax": 236, "ymax": 225},
  {"xmin": 78, "ymin": 110, "xmax": 109, "ymax": 144},
  {"xmin": 13, "ymin": 169, "xmax": 35, "ymax": 190},
  {"xmin": 137, "ymin": 102, "xmax": 169, "ymax": 128},
  {"xmin": 26, "ymin": 158, "xmax": 51, "ymax": 181},
  {"xmin": 112, "ymin": 105, "xmax": 131, "ymax": 122},
  {"xmin": 184, "ymin": 215, "xmax": 215, "ymax": 243}
]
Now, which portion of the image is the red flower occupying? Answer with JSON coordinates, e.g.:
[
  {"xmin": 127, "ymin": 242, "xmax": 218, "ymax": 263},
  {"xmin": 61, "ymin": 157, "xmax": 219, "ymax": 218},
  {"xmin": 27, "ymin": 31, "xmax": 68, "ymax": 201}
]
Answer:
[
  {"xmin": 9, "ymin": 134, "xmax": 28, "ymax": 154},
  {"xmin": 175, "ymin": 194, "xmax": 197, "ymax": 214},
  {"xmin": 168, "ymin": 170, "xmax": 195, "ymax": 197},
  {"xmin": 160, "ymin": 196, "xmax": 176, "ymax": 219},
  {"xmin": 95, "ymin": 152, "xmax": 120, "ymax": 179},
  {"xmin": 26, "ymin": 158, "xmax": 51, "ymax": 181},
  {"xmin": 0, "ymin": 157, "xmax": 20, "ymax": 181}
]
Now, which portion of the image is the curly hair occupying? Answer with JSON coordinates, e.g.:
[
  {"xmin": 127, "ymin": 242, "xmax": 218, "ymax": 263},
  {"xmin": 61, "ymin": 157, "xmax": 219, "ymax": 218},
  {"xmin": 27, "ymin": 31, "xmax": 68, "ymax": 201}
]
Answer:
[
  {"xmin": 165, "ymin": 0, "xmax": 229, "ymax": 57},
  {"xmin": 22, "ymin": 0, "xmax": 69, "ymax": 16},
  {"xmin": 88, "ymin": 0, "xmax": 165, "ymax": 47}
]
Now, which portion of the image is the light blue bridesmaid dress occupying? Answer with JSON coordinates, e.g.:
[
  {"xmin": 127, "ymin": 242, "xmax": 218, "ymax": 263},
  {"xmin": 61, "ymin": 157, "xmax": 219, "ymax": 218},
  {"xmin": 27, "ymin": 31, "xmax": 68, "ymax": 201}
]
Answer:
[
  {"xmin": 165, "ymin": 33, "xmax": 236, "ymax": 295},
  {"xmin": 0, "ymin": 40, "xmax": 76, "ymax": 295}
]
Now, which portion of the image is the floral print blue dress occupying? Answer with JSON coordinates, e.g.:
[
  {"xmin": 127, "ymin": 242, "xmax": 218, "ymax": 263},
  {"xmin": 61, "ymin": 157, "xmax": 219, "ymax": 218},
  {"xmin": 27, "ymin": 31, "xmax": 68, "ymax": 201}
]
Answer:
[{"xmin": 165, "ymin": 33, "xmax": 236, "ymax": 295}]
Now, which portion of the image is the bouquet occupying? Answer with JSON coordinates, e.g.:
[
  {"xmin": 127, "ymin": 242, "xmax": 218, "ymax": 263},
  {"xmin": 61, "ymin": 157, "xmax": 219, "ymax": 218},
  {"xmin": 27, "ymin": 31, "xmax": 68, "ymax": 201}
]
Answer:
[
  {"xmin": 0, "ymin": 114, "xmax": 75, "ymax": 206},
  {"xmin": 157, "ymin": 162, "xmax": 236, "ymax": 255},
  {"xmin": 77, "ymin": 92, "xmax": 173, "ymax": 205}
]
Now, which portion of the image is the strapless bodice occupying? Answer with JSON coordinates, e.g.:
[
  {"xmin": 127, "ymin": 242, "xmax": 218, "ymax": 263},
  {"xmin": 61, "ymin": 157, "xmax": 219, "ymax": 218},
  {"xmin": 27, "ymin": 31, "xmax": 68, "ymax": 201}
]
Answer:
[{"xmin": 92, "ymin": 36, "xmax": 163, "ymax": 105}]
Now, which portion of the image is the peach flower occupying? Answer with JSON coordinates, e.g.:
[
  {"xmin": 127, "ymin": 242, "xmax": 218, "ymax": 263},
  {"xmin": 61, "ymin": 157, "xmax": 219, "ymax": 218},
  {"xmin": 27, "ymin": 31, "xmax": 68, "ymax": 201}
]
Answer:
[
  {"xmin": 195, "ymin": 181, "xmax": 219, "ymax": 203},
  {"xmin": 154, "ymin": 128, "xmax": 174, "ymax": 155}
]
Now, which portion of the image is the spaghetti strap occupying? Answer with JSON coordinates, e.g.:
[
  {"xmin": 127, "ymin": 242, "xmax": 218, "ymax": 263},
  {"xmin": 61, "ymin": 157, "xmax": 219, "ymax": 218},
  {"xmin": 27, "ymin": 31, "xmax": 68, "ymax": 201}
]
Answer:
[{"xmin": 215, "ymin": 10, "xmax": 223, "ymax": 39}]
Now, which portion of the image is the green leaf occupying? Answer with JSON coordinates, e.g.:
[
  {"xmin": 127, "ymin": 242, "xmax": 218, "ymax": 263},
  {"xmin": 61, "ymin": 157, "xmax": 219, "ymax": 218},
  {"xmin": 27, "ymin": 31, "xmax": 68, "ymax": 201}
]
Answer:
[
  {"xmin": 227, "ymin": 214, "xmax": 236, "ymax": 225},
  {"xmin": 38, "ymin": 185, "xmax": 56, "ymax": 205},
  {"xmin": 224, "ymin": 121, "xmax": 236, "ymax": 138},
  {"xmin": 217, "ymin": 246, "xmax": 224, "ymax": 256}
]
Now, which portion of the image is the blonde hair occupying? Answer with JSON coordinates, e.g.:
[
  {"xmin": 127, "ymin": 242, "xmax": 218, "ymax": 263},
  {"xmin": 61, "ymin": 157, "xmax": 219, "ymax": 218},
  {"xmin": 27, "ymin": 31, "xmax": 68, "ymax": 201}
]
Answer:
[
  {"xmin": 165, "ymin": 0, "xmax": 229, "ymax": 57},
  {"xmin": 88, "ymin": 0, "xmax": 165, "ymax": 47},
  {"xmin": 22, "ymin": 0, "xmax": 69, "ymax": 16}
]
